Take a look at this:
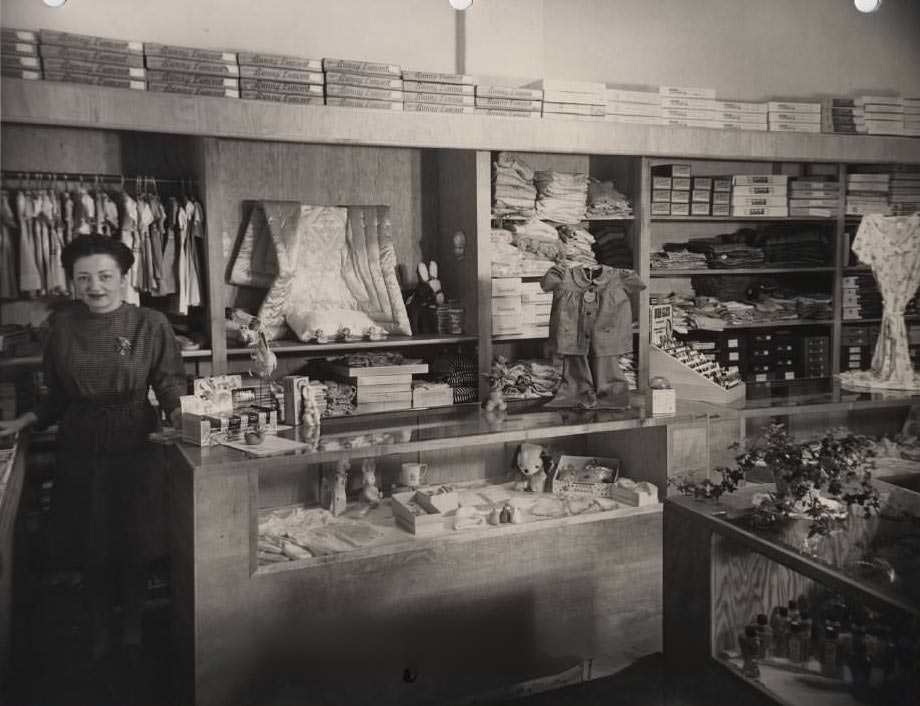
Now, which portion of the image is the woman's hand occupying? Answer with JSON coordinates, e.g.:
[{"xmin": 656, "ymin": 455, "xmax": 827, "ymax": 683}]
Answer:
[{"xmin": 0, "ymin": 412, "xmax": 38, "ymax": 439}]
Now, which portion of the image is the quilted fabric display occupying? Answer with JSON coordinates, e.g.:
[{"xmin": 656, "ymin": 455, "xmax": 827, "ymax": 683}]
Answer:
[
  {"xmin": 839, "ymin": 214, "xmax": 920, "ymax": 390},
  {"xmin": 238, "ymin": 201, "xmax": 411, "ymax": 341}
]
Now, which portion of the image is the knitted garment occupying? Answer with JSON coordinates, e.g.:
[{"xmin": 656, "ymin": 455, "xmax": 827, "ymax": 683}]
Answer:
[{"xmin": 36, "ymin": 302, "xmax": 185, "ymax": 448}]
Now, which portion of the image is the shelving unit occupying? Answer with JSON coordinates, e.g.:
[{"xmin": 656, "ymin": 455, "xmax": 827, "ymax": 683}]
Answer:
[{"xmin": 651, "ymin": 267, "xmax": 835, "ymax": 276}]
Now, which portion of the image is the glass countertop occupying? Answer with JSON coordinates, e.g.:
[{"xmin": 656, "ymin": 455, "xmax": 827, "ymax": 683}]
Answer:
[{"xmin": 179, "ymin": 396, "xmax": 711, "ymax": 470}]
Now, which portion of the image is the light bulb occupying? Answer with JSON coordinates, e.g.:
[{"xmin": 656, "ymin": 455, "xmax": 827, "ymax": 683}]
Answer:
[
  {"xmin": 43, "ymin": 0, "xmax": 67, "ymax": 7},
  {"xmin": 449, "ymin": 0, "xmax": 473, "ymax": 10},
  {"xmin": 854, "ymin": 0, "xmax": 882, "ymax": 13}
]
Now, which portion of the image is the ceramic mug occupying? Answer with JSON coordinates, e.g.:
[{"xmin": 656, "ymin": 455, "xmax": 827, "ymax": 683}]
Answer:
[{"xmin": 400, "ymin": 462, "xmax": 429, "ymax": 488}]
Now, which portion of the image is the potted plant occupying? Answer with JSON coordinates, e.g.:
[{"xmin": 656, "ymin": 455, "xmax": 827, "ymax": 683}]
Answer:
[{"xmin": 672, "ymin": 423, "xmax": 881, "ymax": 538}]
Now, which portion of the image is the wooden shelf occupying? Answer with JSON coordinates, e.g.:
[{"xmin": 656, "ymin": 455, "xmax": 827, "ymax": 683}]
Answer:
[
  {"xmin": 226, "ymin": 334, "xmax": 477, "ymax": 356},
  {"xmin": 492, "ymin": 332, "xmax": 549, "ymax": 342},
  {"xmin": 584, "ymin": 215, "xmax": 634, "ymax": 222},
  {"xmin": 721, "ymin": 319, "xmax": 834, "ymax": 329},
  {"xmin": 650, "ymin": 267, "xmax": 835, "ymax": 277},
  {"xmin": 0, "ymin": 349, "xmax": 211, "ymax": 368},
  {"xmin": 843, "ymin": 316, "xmax": 920, "ymax": 324},
  {"xmin": 652, "ymin": 216, "xmax": 835, "ymax": 223},
  {"xmin": 5, "ymin": 79, "xmax": 920, "ymax": 163}
]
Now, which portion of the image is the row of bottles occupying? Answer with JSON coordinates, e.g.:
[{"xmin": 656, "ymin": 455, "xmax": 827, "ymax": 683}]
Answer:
[{"xmin": 739, "ymin": 594, "xmax": 919, "ymax": 697}]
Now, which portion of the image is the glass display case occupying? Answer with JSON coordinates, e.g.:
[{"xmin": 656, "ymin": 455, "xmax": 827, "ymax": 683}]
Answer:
[{"xmin": 665, "ymin": 481, "xmax": 920, "ymax": 706}]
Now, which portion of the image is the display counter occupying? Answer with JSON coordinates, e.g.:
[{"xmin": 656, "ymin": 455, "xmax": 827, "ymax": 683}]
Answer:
[
  {"xmin": 664, "ymin": 478, "xmax": 920, "ymax": 706},
  {"xmin": 0, "ymin": 437, "xmax": 25, "ymax": 690},
  {"xmin": 167, "ymin": 403, "xmax": 687, "ymax": 706}
]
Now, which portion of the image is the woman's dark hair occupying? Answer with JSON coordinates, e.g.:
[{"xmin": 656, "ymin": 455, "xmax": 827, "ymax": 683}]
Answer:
[{"xmin": 61, "ymin": 234, "xmax": 135, "ymax": 278}]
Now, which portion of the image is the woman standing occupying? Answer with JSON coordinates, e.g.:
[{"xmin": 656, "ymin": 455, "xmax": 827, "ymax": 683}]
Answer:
[{"xmin": 0, "ymin": 233, "xmax": 185, "ymax": 661}]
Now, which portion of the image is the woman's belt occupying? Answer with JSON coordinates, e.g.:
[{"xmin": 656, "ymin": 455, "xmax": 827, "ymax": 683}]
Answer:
[{"xmin": 60, "ymin": 398, "xmax": 156, "ymax": 453}]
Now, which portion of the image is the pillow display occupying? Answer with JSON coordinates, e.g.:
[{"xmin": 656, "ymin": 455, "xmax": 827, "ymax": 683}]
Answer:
[{"xmin": 244, "ymin": 201, "xmax": 412, "ymax": 341}]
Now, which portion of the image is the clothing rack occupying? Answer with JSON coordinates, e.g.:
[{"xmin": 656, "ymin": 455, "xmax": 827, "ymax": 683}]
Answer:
[{"xmin": 0, "ymin": 170, "xmax": 197, "ymax": 189}]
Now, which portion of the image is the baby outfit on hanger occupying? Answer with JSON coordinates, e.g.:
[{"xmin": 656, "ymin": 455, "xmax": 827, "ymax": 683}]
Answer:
[{"xmin": 541, "ymin": 264, "xmax": 645, "ymax": 409}]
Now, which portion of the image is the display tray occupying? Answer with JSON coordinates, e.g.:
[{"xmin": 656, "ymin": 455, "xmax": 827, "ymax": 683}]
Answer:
[{"xmin": 256, "ymin": 480, "xmax": 661, "ymax": 572}]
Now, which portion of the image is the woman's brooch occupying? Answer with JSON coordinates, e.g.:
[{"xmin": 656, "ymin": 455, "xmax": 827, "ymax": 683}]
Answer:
[{"xmin": 115, "ymin": 336, "xmax": 133, "ymax": 357}]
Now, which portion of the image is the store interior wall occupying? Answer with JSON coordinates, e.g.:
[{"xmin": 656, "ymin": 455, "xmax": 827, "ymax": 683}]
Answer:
[{"xmin": 3, "ymin": 0, "xmax": 919, "ymax": 97}]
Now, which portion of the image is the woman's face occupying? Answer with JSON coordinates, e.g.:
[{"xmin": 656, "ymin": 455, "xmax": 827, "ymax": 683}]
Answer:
[{"xmin": 72, "ymin": 254, "xmax": 126, "ymax": 313}]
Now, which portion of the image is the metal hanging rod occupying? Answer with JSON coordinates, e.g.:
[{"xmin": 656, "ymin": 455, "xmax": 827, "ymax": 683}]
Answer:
[{"xmin": 0, "ymin": 170, "xmax": 198, "ymax": 186}]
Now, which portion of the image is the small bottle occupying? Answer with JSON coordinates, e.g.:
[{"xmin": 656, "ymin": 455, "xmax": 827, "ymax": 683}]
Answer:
[
  {"xmin": 822, "ymin": 625, "xmax": 839, "ymax": 677},
  {"xmin": 799, "ymin": 609, "xmax": 813, "ymax": 659},
  {"xmin": 788, "ymin": 621, "xmax": 806, "ymax": 664},
  {"xmin": 754, "ymin": 614, "xmax": 772, "ymax": 659},
  {"xmin": 773, "ymin": 606, "xmax": 790, "ymax": 658},
  {"xmin": 740, "ymin": 625, "xmax": 761, "ymax": 679},
  {"xmin": 850, "ymin": 625, "xmax": 870, "ymax": 689},
  {"xmin": 787, "ymin": 599, "xmax": 800, "ymax": 624}
]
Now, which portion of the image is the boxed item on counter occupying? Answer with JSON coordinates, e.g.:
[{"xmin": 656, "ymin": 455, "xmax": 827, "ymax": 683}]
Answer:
[
  {"xmin": 181, "ymin": 408, "xmax": 278, "ymax": 447},
  {"xmin": 551, "ymin": 455, "xmax": 622, "ymax": 498},
  {"xmin": 391, "ymin": 488, "xmax": 457, "ymax": 536}
]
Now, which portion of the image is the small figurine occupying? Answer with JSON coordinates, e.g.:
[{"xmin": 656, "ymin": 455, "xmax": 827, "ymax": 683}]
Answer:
[
  {"xmin": 485, "ymin": 387, "xmax": 508, "ymax": 413},
  {"xmin": 361, "ymin": 458, "xmax": 381, "ymax": 508},
  {"xmin": 510, "ymin": 505, "xmax": 523, "ymax": 524},
  {"xmin": 314, "ymin": 329, "xmax": 329, "ymax": 344},
  {"xmin": 513, "ymin": 442, "xmax": 547, "ymax": 493},
  {"xmin": 250, "ymin": 329, "xmax": 277, "ymax": 380},
  {"xmin": 405, "ymin": 260, "xmax": 446, "ymax": 334},
  {"xmin": 499, "ymin": 504, "xmax": 512, "ymax": 524},
  {"xmin": 331, "ymin": 459, "xmax": 348, "ymax": 517},
  {"xmin": 488, "ymin": 506, "xmax": 502, "ymax": 526}
]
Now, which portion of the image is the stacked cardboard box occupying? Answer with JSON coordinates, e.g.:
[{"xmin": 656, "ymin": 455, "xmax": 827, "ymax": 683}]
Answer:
[
  {"xmin": 681, "ymin": 331, "xmax": 745, "ymax": 370},
  {"xmin": 846, "ymin": 173, "xmax": 891, "ymax": 216},
  {"xmin": 710, "ymin": 177, "xmax": 732, "ymax": 216},
  {"xmin": 329, "ymin": 359, "xmax": 428, "ymax": 415},
  {"xmin": 533, "ymin": 79, "xmax": 605, "ymax": 121},
  {"xmin": 40, "ymin": 30, "xmax": 145, "ymax": 90},
  {"xmin": 323, "ymin": 58, "xmax": 403, "ymax": 111},
  {"xmin": 145, "ymin": 42, "xmax": 239, "ymax": 98},
  {"xmin": 841, "ymin": 326, "xmax": 880, "ymax": 371},
  {"xmin": 661, "ymin": 92, "xmax": 767, "ymax": 131},
  {"xmin": 690, "ymin": 176, "xmax": 712, "ymax": 216},
  {"xmin": 651, "ymin": 163, "xmax": 691, "ymax": 217},
  {"xmin": 906, "ymin": 98, "xmax": 920, "ymax": 137},
  {"xmin": 856, "ymin": 95, "xmax": 903, "ymax": 136},
  {"xmin": 491, "ymin": 276, "xmax": 523, "ymax": 336},
  {"xmin": 842, "ymin": 274, "xmax": 883, "ymax": 321},
  {"xmin": 604, "ymin": 87, "xmax": 662, "ymax": 125},
  {"xmin": 401, "ymin": 69, "xmax": 475, "ymax": 115},
  {"xmin": 237, "ymin": 51, "xmax": 323, "ymax": 105},
  {"xmin": 823, "ymin": 97, "xmax": 863, "ymax": 135},
  {"xmin": 803, "ymin": 336, "xmax": 831, "ymax": 379},
  {"xmin": 767, "ymin": 100, "xmax": 822, "ymax": 133},
  {"xmin": 746, "ymin": 331, "xmax": 804, "ymax": 383},
  {"xmin": 411, "ymin": 381, "xmax": 454, "ymax": 409},
  {"xmin": 890, "ymin": 169, "xmax": 920, "ymax": 215},
  {"xmin": 520, "ymin": 281, "xmax": 552, "ymax": 337},
  {"xmin": 788, "ymin": 177, "xmax": 840, "ymax": 218},
  {"xmin": 1, "ymin": 28, "xmax": 41, "ymax": 80},
  {"xmin": 475, "ymin": 84, "xmax": 543, "ymax": 119},
  {"xmin": 731, "ymin": 175, "xmax": 789, "ymax": 217}
]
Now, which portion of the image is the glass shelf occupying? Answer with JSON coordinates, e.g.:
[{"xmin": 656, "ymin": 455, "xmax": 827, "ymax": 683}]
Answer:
[{"xmin": 226, "ymin": 334, "xmax": 477, "ymax": 356}]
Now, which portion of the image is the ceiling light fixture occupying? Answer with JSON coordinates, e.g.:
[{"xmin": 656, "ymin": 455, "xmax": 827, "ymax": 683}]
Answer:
[
  {"xmin": 449, "ymin": 0, "xmax": 473, "ymax": 10},
  {"xmin": 854, "ymin": 0, "xmax": 882, "ymax": 13},
  {"xmin": 43, "ymin": 0, "xmax": 68, "ymax": 7}
]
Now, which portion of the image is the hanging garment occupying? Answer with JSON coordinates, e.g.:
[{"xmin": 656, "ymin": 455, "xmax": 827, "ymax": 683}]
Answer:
[
  {"xmin": 47, "ymin": 190, "xmax": 68, "ymax": 294},
  {"xmin": 137, "ymin": 197, "xmax": 156, "ymax": 294},
  {"xmin": 175, "ymin": 200, "xmax": 190, "ymax": 314},
  {"xmin": 120, "ymin": 192, "xmax": 141, "ymax": 306},
  {"xmin": 146, "ymin": 196, "xmax": 165, "ymax": 295},
  {"xmin": 17, "ymin": 191, "xmax": 41, "ymax": 294},
  {"xmin": 541, "ymin": 264, "xmax": 646, "ymax": 409},
  {"xmin": 63, "ymin": 190, "xmax": 74, "ymax": 243},
  {"xmin": 0, "ymin": 191, "xmax": 18, "ymax": 299},
  {"xmin": 33, "ymin": 192, "xmax": 51, "ymax": 294},
  {"xmin": 839, "ymin": 214, "xmax": 920, "ymax": 390},
  {"xmin": 186, "ymin": 200, "xmax": 204, "ymax": 308},
  {"xmin": 158, "ymin": 197, "xmax": 178, "ymax": 296}
]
